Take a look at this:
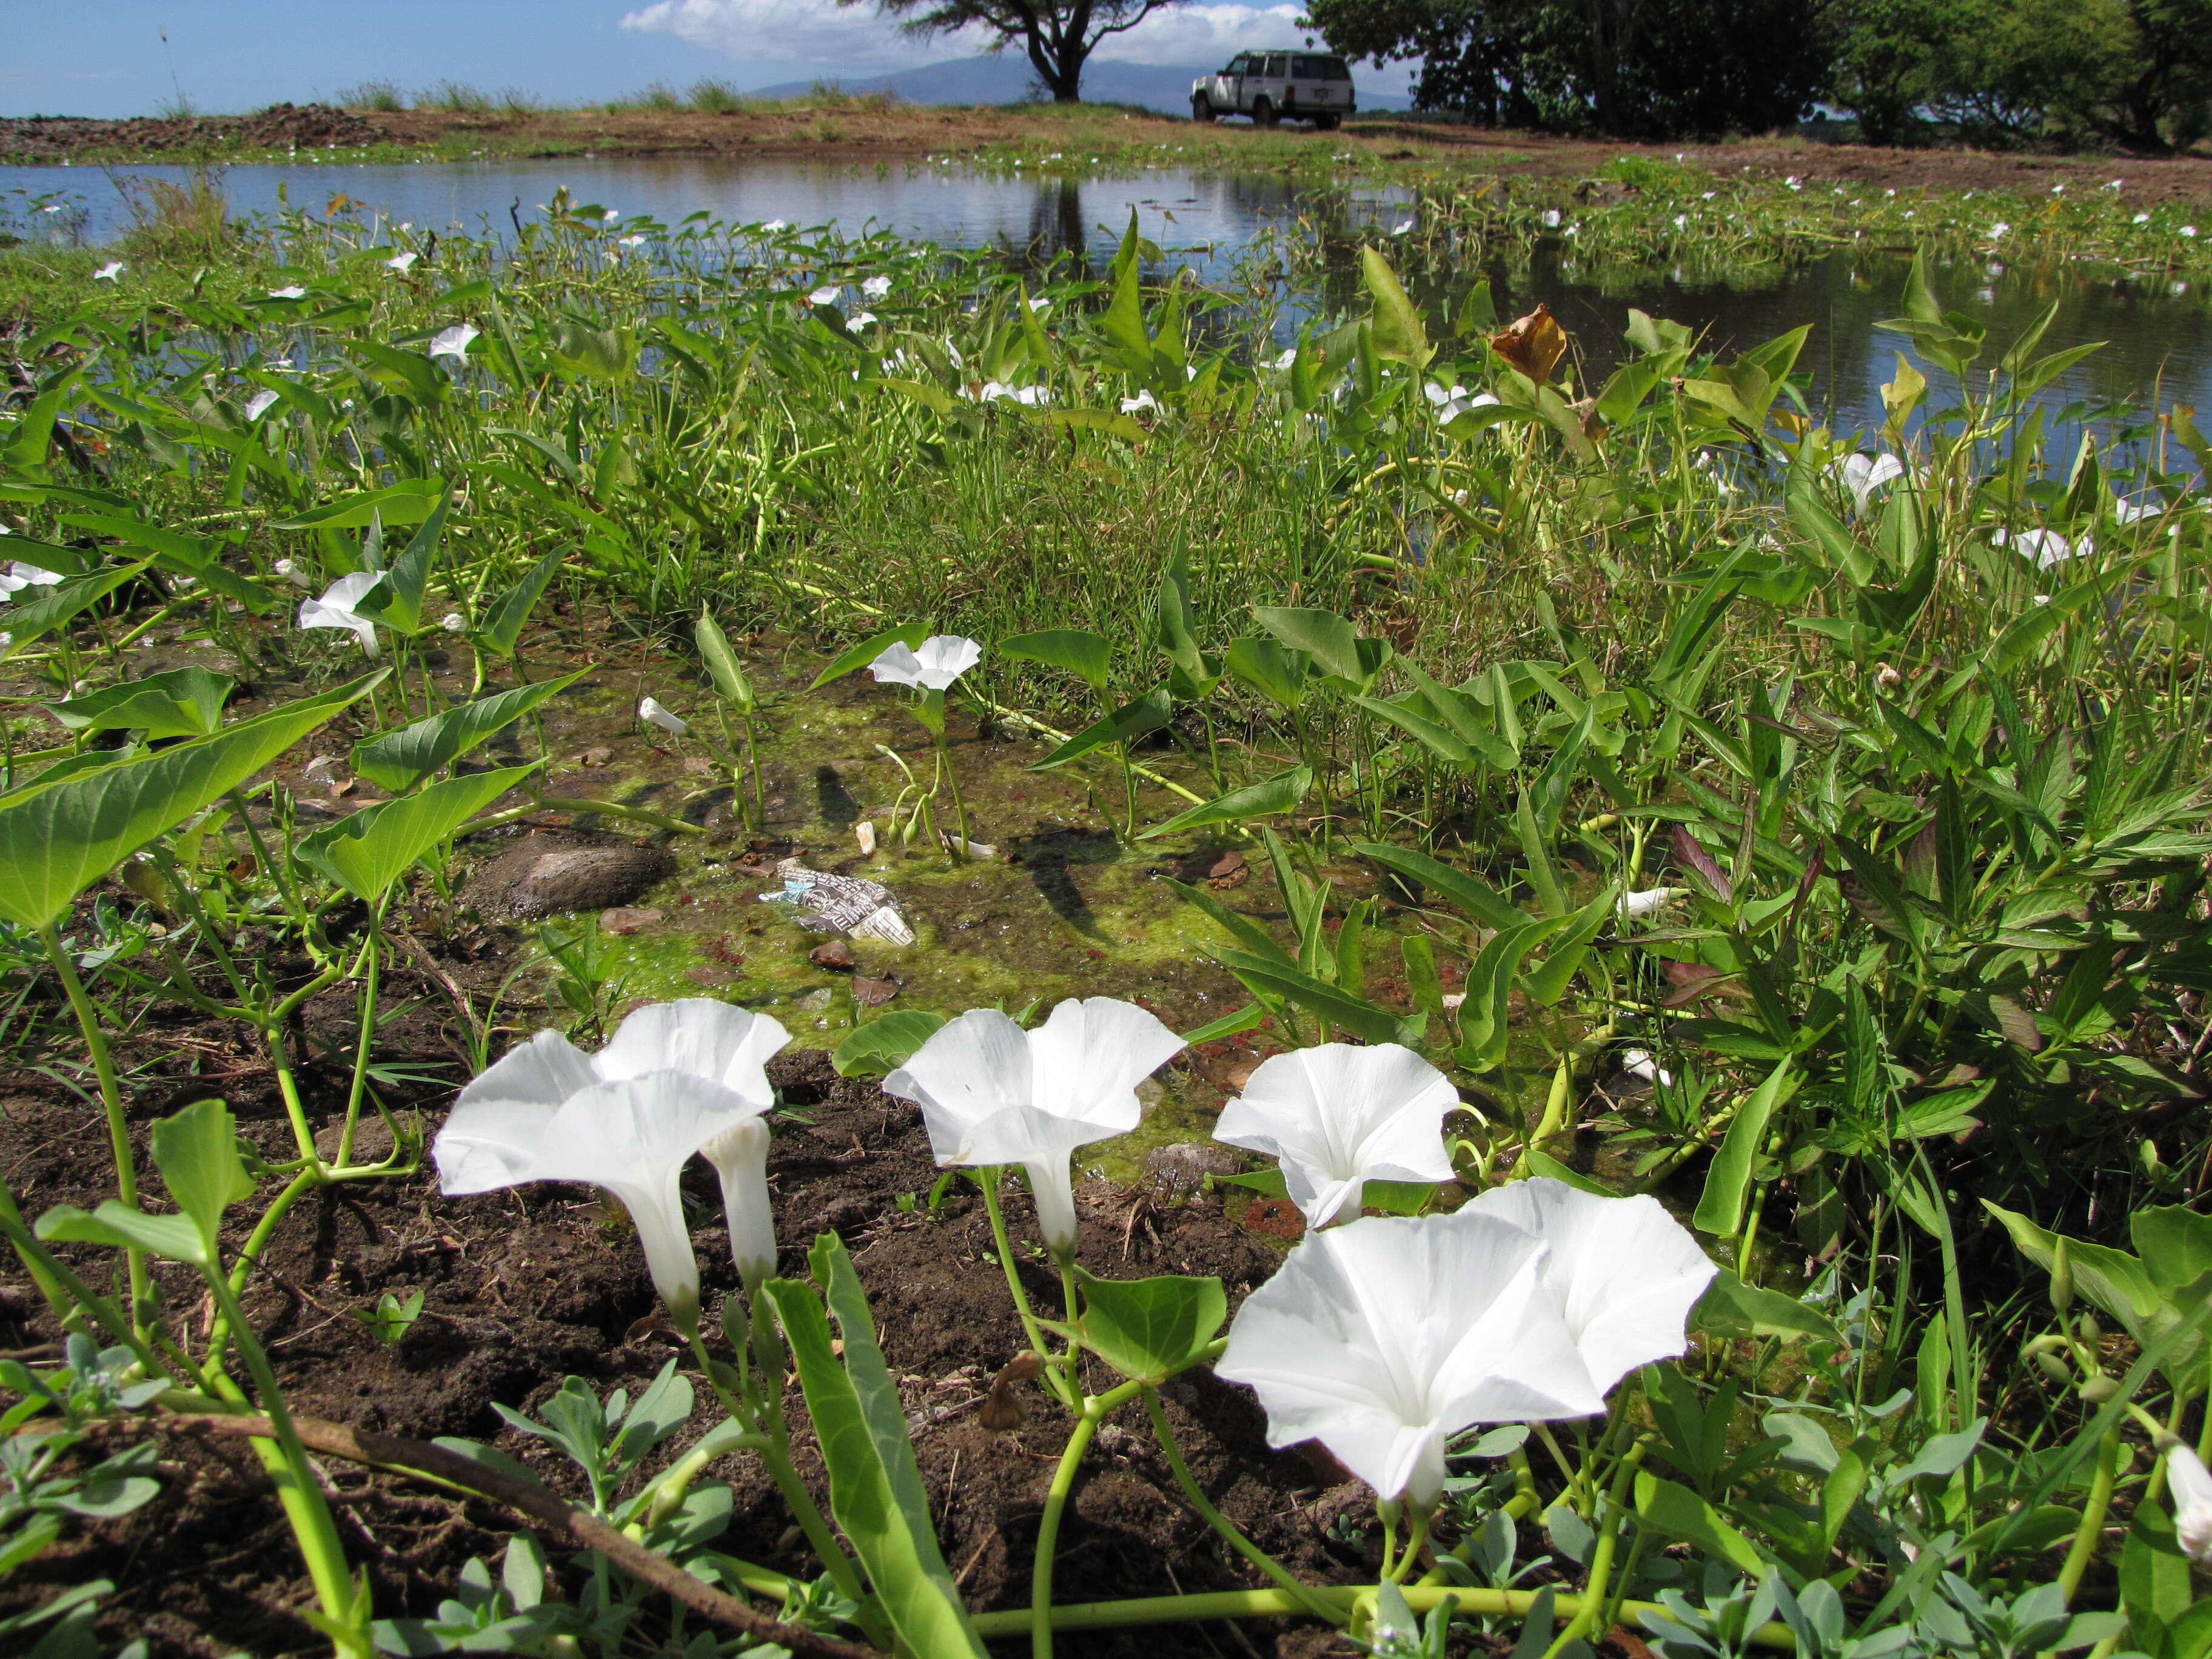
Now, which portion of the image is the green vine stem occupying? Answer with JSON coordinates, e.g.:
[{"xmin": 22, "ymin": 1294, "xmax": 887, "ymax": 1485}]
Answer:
[
  {"xmin": 38, "ymin": 921, "xmax": 151, "ymax": 1336},
  {"xmin": 204, "ymin": 1269, "xmax": 367, "ymax": 1652},
  {"xmin": 684, "ymin": 1326, "xmax": 874, "ymax": 1624},
  {"xmin": 1546, "ymin": 1439, "xmax": 1649, "ymax": 1655},
  {"xmin": 2058, "ymin": 1425, "xmax": 2122, "ymax": 1604},
  {"xmin": 1141, "ymin": 1388, "xmax": 1347, "ymax": 1625},
  {"xmin": 1032, "ymin": 1404, "xmax": 1102, "ymax": 1659}
]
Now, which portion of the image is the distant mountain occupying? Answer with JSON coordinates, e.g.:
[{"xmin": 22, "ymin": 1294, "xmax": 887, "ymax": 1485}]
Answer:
[{"xmin": 745, "ymin": 55, "xmax": 1413, "ymax": 115}]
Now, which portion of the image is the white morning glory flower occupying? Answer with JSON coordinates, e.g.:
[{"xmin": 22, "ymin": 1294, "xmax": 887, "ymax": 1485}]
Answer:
[
  {"xmin": 441, "ymin": 611, "xmax": 468, "ymax": 634},
  {"xmin": 760, "ymin": 218, "xmax": 789, "ymax": 233},
  {"xmin": 807, "ymin": 285, "xmax": 842, "ymax": 306},
  {"xmin": 299, "ymin": 572, "xmax": 386, "ymax": 655},
  {"xmin": 870, "ymin": 634, "xmax": 983, "ymax": 691},
  {"xmin": 93, "ymin": 261, "xmax": 124, "ymax": 281},
  {"xmin": 0, "ymin": 562, "xmax": 63, "ymax": 602},
  {"xmin": 883, "ymin": 999, "xmax": 1184, "ymax": 1253},
  {"xmin": 1541, "ymin": 209, "xmax": 1563, "ymax": 228},
  {"xmin": 1391, "ymin": 218, "xmax": 1414, "ymax": 235},
  {"xmin": 1213, "ymin": 1043, "xmax": 1458, "ymax": 1230},
  {"xmin": 244, "ymin": 388, "xmax": 281, "ymax": 423},
  {"xmin": 861, "ymin": 275, "xmax": 893, "ymax": 300},
  {"xmin": 1120, "ymin": 390, "xmax": 1159, "ymax": 415},
  {"xmin": 1270, "ymin": 348, "xmax": 1298, "ymax": 370},
  {"xmin": 848, "ymin": 310, "xmax": 877, "ymax": 327},
  {"xmin": 639, "ymin": 696, "xmax": 688, "ymax": 736},
  {"xmin": 267, "ymin": 285, "xmax": 308, "ymax": 300},
  {"xmin": 2136, "ymin": 212, "xmax": 2153, "ymax": 225},
  {"xmin": 1620, "ymin": 1048, "xmax": 1672, "ymax": 1087},
  {"xmin": 384, "ymin": 250, "xmax": 417, "ymax": 273},
  {"xmin": 1218, "ymin": 1210, "xmax": 1601, "ymax": 1507},
  {"xmin": 435, "ymin": 1000, "xmax": 793, "ymax": 1319},
  {"xmin": 2187, "ymin": 226, "xmax": 2201, "ymax": 238},
  {"xmin": 427, "ymin": 323, "xmax": 479, "ymax": 360},
  {"xmin": 1618, "ymin": 886, "xmax": 1687, "ymax": 919},
  {"xmin": 2166, "ymin": 1441, "xmax": 2212, "ymax": 1564},
  {"xmin": 1831, "ymin": 452, "xmax": 1906, "ymax": 513},
  {"xmin": 273, "ymin": 558, "xmax": 312, "ymax": 590},
  {"xmin": 1995, "ymin": 526, "xmax": 2085, "ymax": 569},
  {"xmin": 1463, "ymin": 1178, "xmax": 1717, "ymax": 1398}
]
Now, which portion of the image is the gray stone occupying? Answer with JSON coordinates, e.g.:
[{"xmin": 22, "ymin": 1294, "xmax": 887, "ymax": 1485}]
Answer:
[
  {"xmin": 314, "ymin": 1116, "xmax": 396, "ymax": 1165},
  {"xmin": 470, "ymin": 834, "xmax": 677, "ymax": 920},
  {"xmin": 1142, "ymin": 1141, "xmax": 1244, "ymax": 1201}
]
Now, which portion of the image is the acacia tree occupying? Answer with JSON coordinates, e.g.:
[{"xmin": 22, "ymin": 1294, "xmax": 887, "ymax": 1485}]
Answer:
[{"xmin": 848, "ymin": 0, "xmax": 1187, "ymax": 101}]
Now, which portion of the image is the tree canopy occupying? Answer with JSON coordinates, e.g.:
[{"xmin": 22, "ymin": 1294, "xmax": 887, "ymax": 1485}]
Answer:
[
  {"xmin": 1305, "ymin": 0, "xmax": 2212, "ymax": 145},
  {"xmin": 846, "ymin": 0, "xmax": 1184, "ymax": 101}
]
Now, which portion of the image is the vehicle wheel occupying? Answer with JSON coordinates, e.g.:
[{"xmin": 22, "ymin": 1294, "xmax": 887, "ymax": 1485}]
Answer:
[
  {"xmin": 1191, "ymin": 95, "xmax": 1218, "ymax": 122},
  {"xmin": 1314, "ymin": 113, "xmax": 1340, "ymax": 130},
  {"xmin": 1253, "ymin": 97, "xmax": 1278, "ymax": 127}
]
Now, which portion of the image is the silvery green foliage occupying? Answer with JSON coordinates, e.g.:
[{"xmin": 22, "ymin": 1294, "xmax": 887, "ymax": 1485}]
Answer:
[
  {"xmin": 370, "ymin": 1537, "xmax": 590, "ymax": 1657},
  {"xmin": 485, "ymin": 1360, "xmax": 697, "ymax": 1519},
  {"xmin": 0, "ymin": 1336, "xmax": 166, "ymax": 1586}
]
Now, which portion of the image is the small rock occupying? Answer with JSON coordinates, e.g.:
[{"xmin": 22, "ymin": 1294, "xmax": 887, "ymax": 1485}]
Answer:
[
  {"xmin": 682, "ymin": 756, "xmax": 716, "ymax": 776},
  {"xmin": 471, "ymin": 835, "xmax": 677, "ymax": 920},
  {"xmin": 574, "ymin": 745, "xmax": 614, "ymax": 767},
  {"xmin": 313, "ymin": 1116, "xmax": 396, "ymax": 1165},
  {"xmin": 1208, "ymin": 850, "xmax": 1246, "ymax": 880},
  {"xmin": 302, "ymin": 754, "xmax": 349, "ymax": 788},
  {"xmin": 1135, "ymin": 1076, "xmax": 1166, "ymax": 1116},
  {"xmin": 811, "ymin": 939, "xmax": 857, "ymax": 970},
  {"xmin": 600, "ymin": 906, "xmax": 665, "ymax": 934},
  {"xmin": 794, "ymin": 987, "xmax": 834, "ymax": 1012},
  {"xmin": 1142, "ymin": 1142, "xmax": 1244, "ymax": 1201},
  {"xmin": 855, "ymin": 820, "xmax": 877, "ymax": 855},
  {"xmin": 853, "ymin": 974, "xmax": 900, "ymax": 1007},
  {"xmin": 1225, "ymin": 1063, "xmax": 1256, "ymax": 1091}
]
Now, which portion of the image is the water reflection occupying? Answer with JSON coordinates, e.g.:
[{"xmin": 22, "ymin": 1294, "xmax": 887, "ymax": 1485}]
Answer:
[{"xmin": 5, "ymin": 155, "xmax": 2210, "ymax": 441}]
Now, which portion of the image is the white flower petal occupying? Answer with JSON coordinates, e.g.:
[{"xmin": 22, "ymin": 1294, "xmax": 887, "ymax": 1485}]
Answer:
[
  {"xmin": 1218, "ymin": 1210, "xmax": 1601, "ymax": 1506},
  {"xmin": 1214, "ymin": 1044, "xmax": 1457, "ymax": 1228},
  {"xmin": 638, "ymin": 696, "xmax": 689, "ymax": 736},
  {"xmin": 702, "ymin": 1115, "xmax": 777, "ymax": 1287},
  {"xmin": 1465, "ymin": 1178, "xmax": 1716, "ymax": 1395},
  {"xmin": 884, "ymin": 999, "xmax": 1181, "ymax": 1253},
  {"xmin": 591, "ymin": 999, "xmax": 788, "ymax": 1101},
  {"xmin": 428, "ymin": 323, "xmax": 479, "ymax": 360},
  {"xmin": 2168, "ymin": 1443, "xmax": 2212, "ymax": 1563}
]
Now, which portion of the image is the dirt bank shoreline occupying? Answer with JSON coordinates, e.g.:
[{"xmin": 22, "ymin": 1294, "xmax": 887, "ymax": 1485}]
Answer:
[{"xmin": 12, "ymin": 99, "xmax": 2212, "ymax": 204}]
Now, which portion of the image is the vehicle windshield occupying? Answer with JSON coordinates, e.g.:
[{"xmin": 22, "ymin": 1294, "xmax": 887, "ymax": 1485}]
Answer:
[{"xmin": 1293, "ymin": 55, "xmax": 1352, "ymax": 80}]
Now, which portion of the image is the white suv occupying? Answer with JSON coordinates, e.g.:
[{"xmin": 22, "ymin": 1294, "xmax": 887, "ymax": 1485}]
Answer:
[{"xmin": 1191, "ymin": 51, "xmax": 1356, "ymax": 130}]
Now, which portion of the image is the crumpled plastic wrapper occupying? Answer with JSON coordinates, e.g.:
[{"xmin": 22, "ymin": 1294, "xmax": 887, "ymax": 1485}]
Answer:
[{"xmin": 760, "ymin": 857, "xmax": 914, "ymax": 945}]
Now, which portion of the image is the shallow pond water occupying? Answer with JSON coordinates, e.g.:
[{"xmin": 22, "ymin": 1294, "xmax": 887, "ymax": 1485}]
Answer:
[{"xmin": 9, "ymin": 155, "xmax": 2212, "ymax": 442}]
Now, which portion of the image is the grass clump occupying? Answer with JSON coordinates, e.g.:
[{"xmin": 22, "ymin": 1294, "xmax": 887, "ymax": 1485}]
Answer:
[{"xmin": 335, "ymin": 78, "xmax": 405, "ymax": 111}]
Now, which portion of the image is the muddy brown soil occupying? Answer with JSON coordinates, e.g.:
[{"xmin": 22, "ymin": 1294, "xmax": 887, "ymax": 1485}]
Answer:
[{"xmin": 0, "ymin": 103, "xmax": 382, "ymax": 161}]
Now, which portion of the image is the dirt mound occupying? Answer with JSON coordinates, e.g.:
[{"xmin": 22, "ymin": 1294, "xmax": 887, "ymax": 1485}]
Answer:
[{"xmin": 0, "ymin": 102, "xmax": 381, "ymax": 161}]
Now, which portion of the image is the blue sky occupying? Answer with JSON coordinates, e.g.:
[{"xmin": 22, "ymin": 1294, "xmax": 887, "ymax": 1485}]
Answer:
[{"xmin": 5, "ymin": 1, "xmax": 1413, "ymax": 117}]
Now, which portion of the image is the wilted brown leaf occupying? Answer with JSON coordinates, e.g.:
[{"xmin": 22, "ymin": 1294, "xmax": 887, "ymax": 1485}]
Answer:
[{"xmin": 1490, "ymin": 304, "xmax": 1568, "ymax": 383}]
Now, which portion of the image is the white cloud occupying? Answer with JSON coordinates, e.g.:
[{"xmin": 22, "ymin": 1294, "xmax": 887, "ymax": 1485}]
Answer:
[
  {"xmin": 622, "ymin": 0, "xmax": 1335, "ymax": 71},
  {"xmin": 622, "ymin": 0, "xmax": 985, "ymax": 69},
  {"xmin": 1106, "ymin": 4, "xmax": 1313, "ymax": 65}
]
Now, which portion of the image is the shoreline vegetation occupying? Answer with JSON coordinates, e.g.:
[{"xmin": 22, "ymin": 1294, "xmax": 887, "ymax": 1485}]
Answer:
[{"xmin": 10, "ymin": 97, "xmax": 2212, "ymax": 207}]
